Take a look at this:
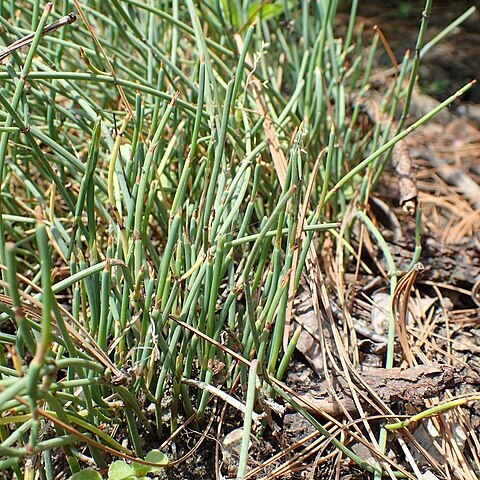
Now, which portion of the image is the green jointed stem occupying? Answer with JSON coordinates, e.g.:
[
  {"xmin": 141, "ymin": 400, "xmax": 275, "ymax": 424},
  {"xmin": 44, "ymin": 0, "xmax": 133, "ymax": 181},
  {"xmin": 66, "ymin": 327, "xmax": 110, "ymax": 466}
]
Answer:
[{"xmin": 0, "ymin": 1, "xmax": 471, "ymax": 476}]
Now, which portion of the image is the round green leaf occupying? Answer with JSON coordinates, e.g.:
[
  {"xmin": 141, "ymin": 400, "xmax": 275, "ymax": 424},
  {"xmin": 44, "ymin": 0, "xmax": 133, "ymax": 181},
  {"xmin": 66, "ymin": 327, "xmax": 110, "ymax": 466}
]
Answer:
[
  {"xmin": 69, "ymin": 470, "xmax": 103, "ymax": 480},
  {"xmin": 108, "ymin": 461, "xmax": 134, "ymax": 480},
  {"xmin": 133, "ymin": 450, "xmax": 168, "ymax": 476},
  {"xmin": 145, "ymin": 449, "xmax": 168, "ymax": 465}
]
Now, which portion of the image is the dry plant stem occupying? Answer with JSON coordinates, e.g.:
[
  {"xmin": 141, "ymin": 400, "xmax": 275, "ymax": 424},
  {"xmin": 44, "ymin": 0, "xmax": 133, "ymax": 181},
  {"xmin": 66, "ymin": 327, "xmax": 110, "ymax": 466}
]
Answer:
[
  {"xmin": 392, "ymin": 263, "xmax": 425, "ymax": 365},
  {"xmin": 245, "ymin": 430, "xmax": 323, "ymax": 479},
  {"xmin": 215, "ymin": 372, "xmax": 242, "ymax": 480},
  {"xmin": 182, "ymin": 378, "xmax": 262, "ymax": 424},
  {"xmin": 237, "ymin": 360, "xmax": 258, "ymax": 480},
  {"xmin": 0, "ymin": 13, "xmax": 77, "ymax": 62}
]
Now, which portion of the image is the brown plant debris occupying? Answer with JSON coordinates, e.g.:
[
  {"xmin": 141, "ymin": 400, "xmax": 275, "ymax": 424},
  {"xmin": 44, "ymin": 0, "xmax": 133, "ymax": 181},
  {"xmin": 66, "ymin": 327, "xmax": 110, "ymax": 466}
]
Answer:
[{"xmin": 296, "ymin": 364, "xmax": 462, "ymax": 416}]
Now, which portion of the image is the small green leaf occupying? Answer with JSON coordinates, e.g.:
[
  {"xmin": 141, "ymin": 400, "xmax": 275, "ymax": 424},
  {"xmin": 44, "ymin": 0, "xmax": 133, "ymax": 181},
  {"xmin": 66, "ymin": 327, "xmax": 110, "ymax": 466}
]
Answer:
[
  {"xmin": 69, "ymin": 470, "xmax": 103, "ymax": 480},
  {"xmin": 132, "ymin": 450, "xmax": 168, "ymax": 476},
  {"xmin": 145, "ymin": 449, "xmax": 168, "ymax": 465},
  {"xmin": 108, "ymin": 461, "xmax": 134, "ymax": 480},
  {"xmin": 132, "ymin": 465, "xmax": 148, "ymax": 477}
]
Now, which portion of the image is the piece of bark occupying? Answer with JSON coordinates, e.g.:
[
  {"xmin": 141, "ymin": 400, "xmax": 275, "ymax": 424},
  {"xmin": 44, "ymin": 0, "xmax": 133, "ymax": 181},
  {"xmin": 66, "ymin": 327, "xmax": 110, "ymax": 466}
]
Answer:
[
  {"xmin": 358, "ymin": 364, "xmax": 460, "ymax": 405},
  {"xmin": 293, "ymin": 276, "xmax": 325, "ymax": 374},
  {"xmin": 294, "ymin": 364, "xmax": 462, "ymax": 416},
  {"xmin": 392, "ymin": 139, "xmax": 418, "ymax": 214},
  {"xmin": 387, "ymin": 238, "xmax": 480, "ymax": 288},
  {"xmin": 422, "ymin": 238, "xmax": 480, "ymax": 286}
]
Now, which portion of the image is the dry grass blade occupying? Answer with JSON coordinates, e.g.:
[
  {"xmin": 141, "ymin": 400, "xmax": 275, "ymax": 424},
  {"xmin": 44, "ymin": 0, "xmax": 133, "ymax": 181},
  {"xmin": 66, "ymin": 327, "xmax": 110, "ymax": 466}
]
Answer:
[{"xmin": 392, "ymin": 262, "xmax": 425, "ymax": 365}]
